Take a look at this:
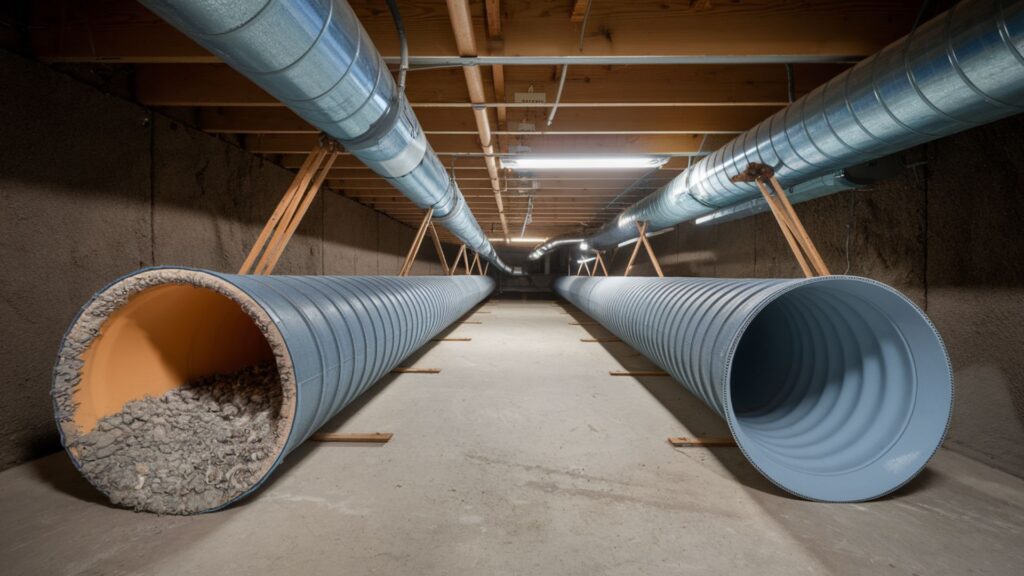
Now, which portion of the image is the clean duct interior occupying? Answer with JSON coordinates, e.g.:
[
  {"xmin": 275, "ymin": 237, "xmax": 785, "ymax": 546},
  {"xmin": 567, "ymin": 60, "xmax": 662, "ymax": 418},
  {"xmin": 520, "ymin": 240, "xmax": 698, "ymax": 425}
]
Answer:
[
  {"xmin": 727, "ymin": 279, "xmax": 952, "ymax": 501},
  {"xmin": 53, "ymin": 271, "xmax": 297, "ymax": 514}
]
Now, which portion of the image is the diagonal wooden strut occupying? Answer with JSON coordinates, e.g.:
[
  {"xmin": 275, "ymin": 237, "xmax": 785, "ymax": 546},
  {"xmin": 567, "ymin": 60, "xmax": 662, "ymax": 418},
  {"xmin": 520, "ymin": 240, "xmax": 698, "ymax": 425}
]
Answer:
[
  {"xmin": 623, "ymin": 221, "xmax": 665, "ymax": 277},
  {"xmin": 399, "ymin": 208, "xmax": 435, "ymax": 277},
  {"xmin": 450, "ymin": 245, "xmax": 467, "ymax": 276},
  {"xmin": 240, "ymin": 137, "xmax": 338, "ymax": 275},
  {"xmin": 594, "ymin": 251, "xmax": 610, "ymax": 276},
  {"xmin": 733, "ymin": 163, "xmax": 830, "ymax": 278}
]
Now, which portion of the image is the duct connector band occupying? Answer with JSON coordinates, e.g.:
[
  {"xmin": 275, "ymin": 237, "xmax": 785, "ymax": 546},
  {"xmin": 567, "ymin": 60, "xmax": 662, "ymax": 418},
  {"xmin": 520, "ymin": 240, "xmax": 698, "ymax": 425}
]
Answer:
[
  {"xmin": 53, "ymin": 267, "xmax": 494, "ymax": 514},
  {"xmin": 555, "ymin": 276, "xmax": 953, "ymax": 502}
]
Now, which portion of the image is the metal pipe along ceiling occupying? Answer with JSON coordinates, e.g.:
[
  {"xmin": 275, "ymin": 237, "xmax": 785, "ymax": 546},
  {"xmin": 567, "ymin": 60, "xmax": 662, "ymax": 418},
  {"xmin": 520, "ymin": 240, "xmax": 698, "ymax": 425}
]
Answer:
[
  {"xmin": 585, "ymin": 0, "xmax": 1024, "ymax": 249},
  {"xmin": 555, "ymin": 276, "xmax": 952, "ymax": 502},
  {"xmin": 140, "ymin": 0, "xmax": 512, "ymax": 274},
  {"xmin": 53, "ymin": 268, "xmax": 495, "ymax": 512}
]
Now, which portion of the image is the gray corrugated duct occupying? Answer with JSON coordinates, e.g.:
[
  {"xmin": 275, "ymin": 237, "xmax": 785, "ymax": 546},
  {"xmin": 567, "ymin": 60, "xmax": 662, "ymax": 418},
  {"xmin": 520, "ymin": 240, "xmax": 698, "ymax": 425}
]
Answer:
[
  {"xmin": 140, "ymin": 0, "xmax": 511, "ymax": 274},
  {"xmin": 585, "ymin": 0, "xmax": 1024, "ymax": 249},
  {"xmin": 555, "ymin": 276, "xmax": 952, "ymax": 502},
  {"xmin": 53, "ymin": 268, "xmax": 493, "ymax": 513},
  {"xmin": 528, "ymin": 237, "xmax": 585, "ymax": 261}
]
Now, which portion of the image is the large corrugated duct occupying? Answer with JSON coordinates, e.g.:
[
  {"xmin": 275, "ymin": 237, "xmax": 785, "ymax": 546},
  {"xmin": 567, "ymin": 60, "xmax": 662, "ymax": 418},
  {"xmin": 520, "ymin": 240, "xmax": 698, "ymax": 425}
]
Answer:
[
  {"xmin": 583, "ymin": 0, "xmax": 1024, "ymax": 250},
  {"xmin": 53, "ymin": 268, "xmax": 493, "ymax": 513},
  {"xmin": 555, "ymin": 276, "xmax": 952, "ymax": 502},
  {"xmin": 140, "ymin": 0, "xmax": 512, "ymax": 274}
]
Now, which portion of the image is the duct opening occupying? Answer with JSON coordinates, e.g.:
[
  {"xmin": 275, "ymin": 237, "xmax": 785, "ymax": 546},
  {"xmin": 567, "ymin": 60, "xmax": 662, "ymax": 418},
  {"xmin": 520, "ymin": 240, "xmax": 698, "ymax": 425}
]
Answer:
[
  {"xmin": 53, "ymin": 269, "xmax": 297, "ymax": 514},
  {"xmin": 726, "ymin": 278, "xmax": 952, "ymax": 502}
]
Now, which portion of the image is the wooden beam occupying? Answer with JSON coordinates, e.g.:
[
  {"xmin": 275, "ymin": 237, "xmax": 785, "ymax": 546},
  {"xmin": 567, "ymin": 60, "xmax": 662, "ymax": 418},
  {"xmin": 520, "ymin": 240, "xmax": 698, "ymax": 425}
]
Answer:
[
  {"xmin": 485, "ymin": 0, "xmax": 502, "ymax": 39},
  {"xmin": 399, "ymin": 209, "xmax": 435, "ymax": 276},
  {"xmin": 134, "ymin": 63, "xmax": 846, "ymax": 108},
  {"xmin": 609, "ymin": 370, "xmax": 669, "ymax": 376},
  {"xmin": 198, "ymin": 105, "xmax": 777, "ymax": 135},
  {"xmin": 311, "ymin": 432, "xmax": 393, "ymax": 443},
  {"xmin": 391, "ymin": 367, "xmax": 442, "ymax": 374},
  {"xmin": 31, "ymin": 0, "xmax": 916, "ymax": 63},
  {"xmin": 244, "ymin": 133, "xmax": 722, "ymax": 155},
  {"xmin": 668, "ymin": 436, "xmax": 737, "ymax": 447}
]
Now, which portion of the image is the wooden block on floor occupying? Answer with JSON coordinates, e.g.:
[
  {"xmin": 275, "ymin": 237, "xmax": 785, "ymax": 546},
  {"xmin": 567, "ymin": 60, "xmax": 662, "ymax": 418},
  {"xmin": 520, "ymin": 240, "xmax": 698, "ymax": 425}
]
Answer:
[
  {"xmin": 570, "ymin": 322, "xmax": 599, "ymax": 326},
  {"xmin": 668, "ymin": 436, "xmax": 737, "ymax": 447},
  {"xmin": 391, "ymin": 367, "xmax": 442, "ymax": 374},
  {"xmin": 311, "ymin": 432, "xmax": 393, "ymax": 443},
  {"xmin": 430, "ymin": 337, "xmax": 472, "ymax": 342},
  {"xmin": 581, "ymin": 337, "xmax": 622, "ymax": 343},
  {"xmin": 609, "ymin": 370, "xmax": 669, "ymax": 377},
  {"xmin": 460, "ymin": 321, "xmax": 483, "ymax": 324}
]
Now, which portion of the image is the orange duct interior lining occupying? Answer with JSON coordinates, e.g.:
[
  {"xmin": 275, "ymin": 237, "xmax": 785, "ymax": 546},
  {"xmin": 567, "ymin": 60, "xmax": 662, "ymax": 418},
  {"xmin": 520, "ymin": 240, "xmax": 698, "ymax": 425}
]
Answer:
[{"xmin": 74, "ymin": 284, "xmax": 277, "ymax": 432}]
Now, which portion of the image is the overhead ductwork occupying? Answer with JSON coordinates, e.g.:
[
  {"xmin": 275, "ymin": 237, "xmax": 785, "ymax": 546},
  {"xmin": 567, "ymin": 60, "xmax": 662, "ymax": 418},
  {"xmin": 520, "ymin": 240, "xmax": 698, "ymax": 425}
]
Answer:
[
  {"xmin": 141, "ymin": 0, "xmax": 512, "ymax": 274},
  {"xmin": 585, "ymin": 0, "xmax": 1024, "ymax": 249},
  {"xmin": 555, "ymin": 276, "xmax": 952, "ymax": 502},
  {"xmin": 528, "ymin": 236, "xmax": 585, "ymax": 261},
  {"xmin": 54, "ymin": 268, "xmax": 494, "ymax": 513}
]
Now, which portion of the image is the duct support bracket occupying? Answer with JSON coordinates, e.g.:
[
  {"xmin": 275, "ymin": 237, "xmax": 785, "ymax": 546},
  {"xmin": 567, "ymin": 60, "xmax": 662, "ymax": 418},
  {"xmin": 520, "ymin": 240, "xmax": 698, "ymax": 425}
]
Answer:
[
  {"xmin": 731, "ymin": 163, "xmax": 831, "ymax": 278},
  {"xmin": 593, "ymin": 251, "xmax": 610, "ymax": 276},
  {"xmin": 623, "ymin": 221, "xmax": 665, "ymax": 277},
  {"xmin": 400, "ymin": 208, "xmax": 452, "ymax": 276},
  {"xmin": 240, "ymin": 137, "xmax": 339, "ymax": 275}
]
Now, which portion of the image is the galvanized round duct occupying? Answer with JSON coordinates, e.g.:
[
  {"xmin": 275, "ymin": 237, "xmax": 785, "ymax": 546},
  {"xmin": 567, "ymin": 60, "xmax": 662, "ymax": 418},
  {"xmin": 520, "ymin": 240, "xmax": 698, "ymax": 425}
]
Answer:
[
  {"xmin": 141, "ymin": 0, "xmax": 510, "ymax": 272},
  {"xmin": 585, "ymin": 0, "xmax": 1024, "ymax": 249},
  {"xmin": 53, "ymin": 267, "xmax": 493, "ymax": 513},
  {"xmin": 555, "ymin": 276, "xmax": 952, "ymax": 502}
]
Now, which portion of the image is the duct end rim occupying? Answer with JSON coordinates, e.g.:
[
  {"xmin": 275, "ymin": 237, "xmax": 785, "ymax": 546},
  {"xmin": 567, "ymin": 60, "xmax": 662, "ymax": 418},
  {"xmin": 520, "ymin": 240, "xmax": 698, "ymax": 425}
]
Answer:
[
  {"xmin": 719, "ymin": 275, "xmax": 953, "ymax": 502},
  {"xmin": 52, "ymin": 267, "xmax": 299, "ymax": 514}
]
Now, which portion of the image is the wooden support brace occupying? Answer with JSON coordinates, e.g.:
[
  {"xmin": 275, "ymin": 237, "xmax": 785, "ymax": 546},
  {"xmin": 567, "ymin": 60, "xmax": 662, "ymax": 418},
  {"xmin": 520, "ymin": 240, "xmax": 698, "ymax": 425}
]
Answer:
[
  {"xmin": 471, "ymin": 252, "xmax": 483, "ymax": 275},
  {"xmin": 594, "ymin": 251, "xmax": 610, "ymax": 276},
  {"xmin": 668, "ymin": 436, "xmax": 737, "ymax": 448},
  {"xmin": 732, "ymin": 163, "xmax": 831, "ymax": 278},
  {"xmin": 391, "ymin": 367, "xmax": 442, "ymax": 374},
  {"xmin": 609, "ymin": 370, "xmax": 669, "ymax": 377},
  {"xmin": 311, "ymin": 432, "xmax": 393, "ymax": 443},
  {"xmin": 623, "ymin": 221, "xmax": 665, "ymax": 277},
  {"xmin": 450, "ymin": 245, "xmax": 467, "ymax": 276},
  {"xmin": 240, "ymin": 139, "xmax": 330, "ymax": 275},
  {"xmin": 400, "ymin": 208, "xmax": 435, "ymax": 277},
  {"xmin": 429, "ymin": 222, "xmax": 450, "ymax": 275},
  {"xmin": 258, "ymin": 150, "xmax": 339, "ymax": 275}
]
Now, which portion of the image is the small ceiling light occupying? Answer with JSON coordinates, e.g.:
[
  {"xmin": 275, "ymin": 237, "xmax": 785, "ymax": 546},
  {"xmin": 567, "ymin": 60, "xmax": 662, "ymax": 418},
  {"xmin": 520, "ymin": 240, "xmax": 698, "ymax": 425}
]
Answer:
[
  {"xmin": 500, "ymin": 156, "xmax": 669, "ymax": 170},
  {"xmin": 579, "ymin": 241, "xmax": 590, "ymax": 251}
]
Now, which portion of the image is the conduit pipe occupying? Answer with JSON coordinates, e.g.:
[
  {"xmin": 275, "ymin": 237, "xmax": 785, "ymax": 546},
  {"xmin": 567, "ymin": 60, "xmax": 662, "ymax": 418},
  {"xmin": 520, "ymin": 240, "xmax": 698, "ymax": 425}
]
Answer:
[
  {"xmin": 555, "ymin": 276, "xmax": 952, "ymax": 502},
  {"xmin": 585, "ymin": 0, "xmax": 1024, "ymax": 249},
  {"xmin": 141, "ymin": 0, "xmax": 512, "ymax": 274},
  {"xmin": 54, "ymin": 268, "xmax": 494, "ymax": 512}
]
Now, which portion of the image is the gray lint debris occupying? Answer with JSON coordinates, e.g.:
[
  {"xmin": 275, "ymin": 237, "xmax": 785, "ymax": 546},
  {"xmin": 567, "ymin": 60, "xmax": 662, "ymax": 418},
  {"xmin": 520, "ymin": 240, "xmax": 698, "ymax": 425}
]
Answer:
[{"xmin": 52, "ymin": 269, "xmax": 296, "ymax": 515}]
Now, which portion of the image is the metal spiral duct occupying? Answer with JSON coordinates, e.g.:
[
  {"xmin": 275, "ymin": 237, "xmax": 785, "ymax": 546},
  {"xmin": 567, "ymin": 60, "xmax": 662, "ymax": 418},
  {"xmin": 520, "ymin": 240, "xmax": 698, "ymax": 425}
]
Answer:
[
  {"xmin": 555, "ymin": 276, "xmax": 952, "ymax": 502},
  {"xmin": 53, "ymin": 267, "xmax": 494, "ymax": 512},
  {"xmin": 140, "ymin": 0, "xmax": 511, "ymax": 273},
  {"xmin": 584, "ymin": 0, "xmax": 1024, "ymax": 249}
]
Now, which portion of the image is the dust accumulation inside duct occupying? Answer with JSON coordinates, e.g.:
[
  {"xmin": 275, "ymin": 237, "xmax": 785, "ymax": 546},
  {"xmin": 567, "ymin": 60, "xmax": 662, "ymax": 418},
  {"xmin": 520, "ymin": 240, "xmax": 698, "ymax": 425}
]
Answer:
[
  {"xmin": 52, "ymin": 270, "xmax": 296, "ymax": 515},
  {"xmin": 68, "ymin": 363, "xmax": 284, "ymax": 514}
]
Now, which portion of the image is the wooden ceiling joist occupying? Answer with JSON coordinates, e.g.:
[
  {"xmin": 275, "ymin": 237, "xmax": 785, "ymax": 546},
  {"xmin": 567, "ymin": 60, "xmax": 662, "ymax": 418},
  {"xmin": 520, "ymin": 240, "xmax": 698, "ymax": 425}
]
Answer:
[{"xmin": 31, "ymin": 0, "xmax": 916, "ymax": 63}]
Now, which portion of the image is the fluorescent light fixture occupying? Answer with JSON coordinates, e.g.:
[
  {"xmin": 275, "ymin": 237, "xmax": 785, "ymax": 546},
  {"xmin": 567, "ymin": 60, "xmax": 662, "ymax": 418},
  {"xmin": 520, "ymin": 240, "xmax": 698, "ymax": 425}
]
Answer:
[
  {"xmin": 501, "ymin": 156, "xmax": 669, "ymax": 170},
  {"xmin": 577, "ymin": 257, "xmax": 597, "ymax": 264},
  {"xmin": 579, "ymin": 241, "xmax": 589, "ymax": 251},
  {"xmin": 488, "ymin": 237, "xmax": 549, "ymax": 243}
]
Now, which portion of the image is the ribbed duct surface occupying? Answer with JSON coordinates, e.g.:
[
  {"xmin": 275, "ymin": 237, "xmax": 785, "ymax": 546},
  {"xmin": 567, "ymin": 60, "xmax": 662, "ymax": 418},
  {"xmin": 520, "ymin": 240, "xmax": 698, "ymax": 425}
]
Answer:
[
  {"xmin": 586, "ymin": 0, "xmax": 1024, "ymax": 249},
  {"xmin": 54, "ymin": 268, "xmax": 493, "ymax": 513},
  {"xmin": 141, "ymin": 0, "xmax": 510, "ymax": 273},
  {"xmin": 555, "ymin": 276, "xmax": 952, "ymax": 501}
]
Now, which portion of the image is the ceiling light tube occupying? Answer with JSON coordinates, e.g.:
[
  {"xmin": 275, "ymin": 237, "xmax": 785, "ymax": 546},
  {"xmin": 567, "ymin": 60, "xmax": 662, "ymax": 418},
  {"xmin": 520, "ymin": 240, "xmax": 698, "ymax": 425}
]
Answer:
[{"xmin": 501, "ymin": 156, "xmax": 669, "ymax": 170}]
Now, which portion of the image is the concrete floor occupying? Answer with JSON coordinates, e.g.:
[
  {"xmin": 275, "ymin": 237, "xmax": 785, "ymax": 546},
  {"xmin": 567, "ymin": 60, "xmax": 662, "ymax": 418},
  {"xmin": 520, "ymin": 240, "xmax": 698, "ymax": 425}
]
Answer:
[{"xmin": 1, "ymin": 300, "xmax": 1022, "ymax": 575}]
